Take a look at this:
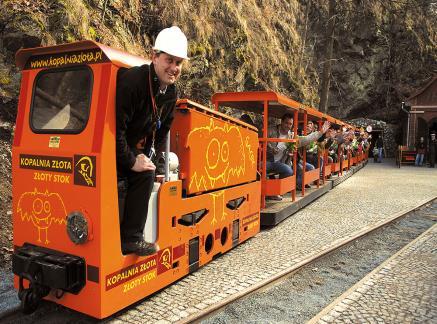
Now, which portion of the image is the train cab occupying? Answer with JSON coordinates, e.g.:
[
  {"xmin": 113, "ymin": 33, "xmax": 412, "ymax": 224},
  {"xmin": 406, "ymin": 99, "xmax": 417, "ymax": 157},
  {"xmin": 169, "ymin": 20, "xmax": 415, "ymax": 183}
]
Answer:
[
  {"xmin": 9, "ymin": 39, "xmax": 368, "ymax": 318},
  {"xmin": 11, "ymin": 41, "xmax": 261, "ymax": 318}
]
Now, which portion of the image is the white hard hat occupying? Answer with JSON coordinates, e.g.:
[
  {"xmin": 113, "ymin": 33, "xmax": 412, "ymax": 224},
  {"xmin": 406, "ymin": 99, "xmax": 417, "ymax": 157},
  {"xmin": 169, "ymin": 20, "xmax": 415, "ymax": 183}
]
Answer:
[{"xmin": 153, "ymin": 26, "xmax": 189, "ymax": 60}]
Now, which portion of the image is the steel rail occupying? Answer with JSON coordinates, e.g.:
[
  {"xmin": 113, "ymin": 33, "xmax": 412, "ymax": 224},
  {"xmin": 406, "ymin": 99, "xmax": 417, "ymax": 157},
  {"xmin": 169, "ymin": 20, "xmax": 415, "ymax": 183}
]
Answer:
[{"xmin": 308, "ymin": 222, "xmax": 437, "ymax": 324}]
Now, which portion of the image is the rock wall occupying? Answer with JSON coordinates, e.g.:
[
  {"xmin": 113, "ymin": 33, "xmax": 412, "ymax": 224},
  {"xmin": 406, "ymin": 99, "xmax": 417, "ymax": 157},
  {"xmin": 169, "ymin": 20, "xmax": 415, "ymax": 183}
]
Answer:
[
  {"xmin": 311, "ymin": 1, "xmax": 437, "ymax": 121},
  {"xmin": 1, "ymin": 0, "xmax": 436, "ymax": 122}
]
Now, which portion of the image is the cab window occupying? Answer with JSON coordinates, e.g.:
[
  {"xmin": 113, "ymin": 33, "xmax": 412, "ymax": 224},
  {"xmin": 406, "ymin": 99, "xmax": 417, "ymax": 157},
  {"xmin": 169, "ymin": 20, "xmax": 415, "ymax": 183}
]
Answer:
[{"xmin": 30, "ymin": 66, "xmax": 92, "ymax": 133}]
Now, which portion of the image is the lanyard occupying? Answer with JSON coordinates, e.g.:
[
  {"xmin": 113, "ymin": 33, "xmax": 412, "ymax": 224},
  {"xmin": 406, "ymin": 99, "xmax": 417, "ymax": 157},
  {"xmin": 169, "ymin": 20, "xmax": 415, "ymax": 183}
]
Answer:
[
  {"xmin": 148, "ymin": 71, "xmax": 161, "ymax": 130},
  {"xmin": 137, "ymin": 69, "xmax": 161, "ymax": 156}
]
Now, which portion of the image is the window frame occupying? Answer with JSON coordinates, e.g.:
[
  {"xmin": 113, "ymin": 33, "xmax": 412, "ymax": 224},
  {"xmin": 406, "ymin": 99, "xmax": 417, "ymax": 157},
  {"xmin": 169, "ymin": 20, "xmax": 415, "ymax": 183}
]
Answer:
[{"xmin": 29, "ymin": 65, "xmax": 94, "ymax": 134}]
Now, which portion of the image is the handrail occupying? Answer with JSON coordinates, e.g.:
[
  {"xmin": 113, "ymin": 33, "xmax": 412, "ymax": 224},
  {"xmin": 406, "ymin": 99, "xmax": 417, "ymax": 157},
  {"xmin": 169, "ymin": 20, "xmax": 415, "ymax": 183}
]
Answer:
[{"xmin": 258, "ymin": 138, "xmax": 298, "ymax": 143}]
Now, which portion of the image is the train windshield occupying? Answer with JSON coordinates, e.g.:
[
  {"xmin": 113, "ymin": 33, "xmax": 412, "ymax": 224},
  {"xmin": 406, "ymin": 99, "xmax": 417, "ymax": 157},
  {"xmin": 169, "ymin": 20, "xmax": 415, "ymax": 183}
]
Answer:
[{"xmin": 30, "ymin": 66, "xmax": 92, "ymax": 133}]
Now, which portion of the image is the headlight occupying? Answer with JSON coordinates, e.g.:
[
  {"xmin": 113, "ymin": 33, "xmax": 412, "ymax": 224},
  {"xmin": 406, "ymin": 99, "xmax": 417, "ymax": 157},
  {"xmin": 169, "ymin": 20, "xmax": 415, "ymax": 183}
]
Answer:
[
  {"xmin": 66, "ymin": 211, "xmax": 89, "ymax": 244},
  {"xmin": 168, "ymin": 152, "xmax": 179, "ymax": 172}
]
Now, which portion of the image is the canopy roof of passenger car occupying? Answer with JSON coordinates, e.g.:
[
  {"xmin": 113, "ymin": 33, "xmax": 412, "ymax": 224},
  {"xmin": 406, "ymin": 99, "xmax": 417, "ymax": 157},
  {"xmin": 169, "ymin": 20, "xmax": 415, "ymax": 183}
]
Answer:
[
  {"xmin": 212, "ymin": 91, "xmax": 307, "ymax": 119},
  {"xmin": 212, "ymin": 91, "xmax": 344, "ymax": 124},
  {"xmin": 16, "ymin": 40, "xmax": 148, "ymax": 70}
]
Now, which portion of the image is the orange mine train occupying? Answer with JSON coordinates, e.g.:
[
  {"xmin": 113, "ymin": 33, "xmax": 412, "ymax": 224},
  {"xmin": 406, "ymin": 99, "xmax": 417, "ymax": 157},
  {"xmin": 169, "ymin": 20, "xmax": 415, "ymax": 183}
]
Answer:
[
  {"xmin": 11, "ymin": 41, "xmax": 368, "ymax": 319},
  {"xmin": 12, "ymin": 41, "xmax": 260, "ymax": 318}
]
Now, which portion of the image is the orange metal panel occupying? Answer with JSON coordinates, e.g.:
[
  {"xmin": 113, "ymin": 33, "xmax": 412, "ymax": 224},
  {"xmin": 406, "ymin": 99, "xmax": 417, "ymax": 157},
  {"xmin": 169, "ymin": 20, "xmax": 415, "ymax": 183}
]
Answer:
[
  {"xmin": 98, "ymin": 180, "xmax": 261, "ymax": 317},
  {"xmin": 177, "ymin": 99, "xmax": 258, "ymax": 132},
  {"xmin": 16, "ymin": 40, "xmax": 148, "ymax": 70},
  {"xmin": 263, "ymin": 176, "xmax": 296, "ymax": 196},
  {"xmin": 170, "ymin": 102, "xmax": 258, "ymax": 195},
  {"xmin": 12, "ymin": 63, "xmax": 111, "ymax": 317},
  {"xmin": 332, "ymin": 162, "xmax": 341, "ymax": 172},
  {"xmin": 324, "ymin": 163, "xmax": 333, "ymax": 177},
  {"xmin": 303, "ymin": 168, "xmax": 319, "ymax": 186},
  {"xmin": 342, "ymin": 159, "xmax": 349, "ymax": 171}
]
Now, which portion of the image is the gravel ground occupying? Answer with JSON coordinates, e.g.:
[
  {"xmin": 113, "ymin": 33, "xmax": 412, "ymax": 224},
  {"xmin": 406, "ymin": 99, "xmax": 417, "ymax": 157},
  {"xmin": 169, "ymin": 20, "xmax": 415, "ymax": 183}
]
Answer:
[
  {"xmin": 1, "ymin": 160, "xmax": 436, "ymax": 323},
  {"xmin": 0, "ymin": 273, "xmax": 17, "ymax": 314},
  {"xmin": 202, "ymin": 201, "xmax": 437, "ymax": 323},
  {"xmin": 0, "ymin": 124, "xmax": 13, "ymax": 273}
]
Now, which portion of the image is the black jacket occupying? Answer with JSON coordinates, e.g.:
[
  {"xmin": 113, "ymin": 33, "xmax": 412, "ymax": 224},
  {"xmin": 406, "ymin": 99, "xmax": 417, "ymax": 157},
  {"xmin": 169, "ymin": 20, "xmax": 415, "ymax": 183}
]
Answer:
[
  {"xmin": 416, "ymin": 141, "xmax": 426, "ymax": 154},
  {"xmin": 430, "ymin": 138, "xmax": 437, "ymax": 155},
  {"xmin": 376, "ymin": 137, "xmax": 383, "ymax": 148},
  {"xmin": 116, "ymin": 63, "xmax": 177, "ymax": 173}
]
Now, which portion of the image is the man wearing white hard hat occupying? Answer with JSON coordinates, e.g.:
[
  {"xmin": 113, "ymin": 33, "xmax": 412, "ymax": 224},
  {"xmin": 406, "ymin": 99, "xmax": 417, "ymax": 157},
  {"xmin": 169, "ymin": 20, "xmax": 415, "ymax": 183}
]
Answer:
[{"xmin": 116, "ymin": 26, "xmax": 189, "ymax": 256}]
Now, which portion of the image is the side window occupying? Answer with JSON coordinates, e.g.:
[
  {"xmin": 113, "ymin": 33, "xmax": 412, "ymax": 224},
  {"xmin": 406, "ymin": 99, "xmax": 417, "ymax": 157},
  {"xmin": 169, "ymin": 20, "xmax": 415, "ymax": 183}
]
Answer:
[{"xmin": 30, "ymin": 66, "xmax": 92, "ymax": 133}]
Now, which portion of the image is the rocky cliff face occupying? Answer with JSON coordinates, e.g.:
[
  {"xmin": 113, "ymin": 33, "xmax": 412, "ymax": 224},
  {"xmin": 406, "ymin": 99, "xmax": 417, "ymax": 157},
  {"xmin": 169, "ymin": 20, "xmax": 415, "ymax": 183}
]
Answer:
[
  {"xmin": 0, "ymin": 0, "xmax": 435, "ymax": 265},
  {"xmin": 1, "ymin": 0, "xmax": 436, "ymax": 120},
  {"xmin": 311, "ymin": 1, "xmax": 437, "ymax": 122}
]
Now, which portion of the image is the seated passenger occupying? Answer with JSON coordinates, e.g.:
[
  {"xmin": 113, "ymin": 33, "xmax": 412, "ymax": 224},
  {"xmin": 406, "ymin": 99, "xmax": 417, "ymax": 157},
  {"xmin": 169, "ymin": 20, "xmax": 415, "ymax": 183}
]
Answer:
[
  {"xmin": 325, "ymin": 128, "xmax": 336, "ymax": 164},
  {"xmin": 266, "ymin": 113, "xmax": 295, "ymax": 200},
  {"xmin": 296, "ymin": 158, "xmax": 315, "ymax": 191},
  {"xmin": 296, "ymin": 120, "xmax": 333, "ymax": 189},
  {"xmin": 266, "ymin": 113, "xmax": 331, "ymax": 198},
  {"xmin": 305, "ymin": 121, "xmax": 318, "ymax": 167},
  {"xmin": 240, "ymin": 113, "xmax": 256, "ymax": 127},
  {"xmin": 240, "ymin": 113, "xmax": 263, "ymax": 137},
  {"xmin": 305, "ymin": 121, "xmax": 325, "ymax": 178}
]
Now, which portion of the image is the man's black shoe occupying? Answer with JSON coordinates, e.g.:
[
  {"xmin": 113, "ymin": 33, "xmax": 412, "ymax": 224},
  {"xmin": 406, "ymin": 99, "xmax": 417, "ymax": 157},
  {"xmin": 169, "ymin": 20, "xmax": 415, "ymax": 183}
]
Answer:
[{"xmin": 122, "ymin": 240, "xmax": 159, "ymax": 256}]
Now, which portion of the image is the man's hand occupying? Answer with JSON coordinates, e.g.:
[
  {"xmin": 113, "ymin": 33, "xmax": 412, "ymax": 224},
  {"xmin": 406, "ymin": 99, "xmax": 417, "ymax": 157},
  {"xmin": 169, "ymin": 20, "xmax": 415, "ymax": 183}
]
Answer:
[
  {"xmin": 288, "ymin": 143, "xmax": 297, "ymax": 155},
  {"xmin": 131, "ymin": 154, "xmax": 156, "ymax": 172},
  {"xmin": 271, "ymin": 146, "xmax": 279, "ymax": 154},
  {"xmin": 341, "ymin": 131, "xmax": 354, "ymax": 144},
  {"xmin": 321, "ymin": 121, "xmax": 331, "ymax": 134}
]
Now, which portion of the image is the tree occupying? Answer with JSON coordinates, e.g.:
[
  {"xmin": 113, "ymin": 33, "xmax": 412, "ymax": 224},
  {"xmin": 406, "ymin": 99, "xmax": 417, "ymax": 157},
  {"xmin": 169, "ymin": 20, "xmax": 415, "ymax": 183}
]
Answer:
[{"xmin": 319, "ymin": 0, "xmax": 336, "ymax": 113}]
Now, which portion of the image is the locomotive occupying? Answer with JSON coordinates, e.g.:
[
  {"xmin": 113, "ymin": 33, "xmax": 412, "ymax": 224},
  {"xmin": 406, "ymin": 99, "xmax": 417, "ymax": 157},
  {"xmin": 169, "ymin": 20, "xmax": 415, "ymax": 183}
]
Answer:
[
  {"xmin": 11, "ymin": 41, "xmax": 367, "ymax": 318},
  {"xmin": 12, "ymin": 41, "xmax": 260, "ymax": 318}
]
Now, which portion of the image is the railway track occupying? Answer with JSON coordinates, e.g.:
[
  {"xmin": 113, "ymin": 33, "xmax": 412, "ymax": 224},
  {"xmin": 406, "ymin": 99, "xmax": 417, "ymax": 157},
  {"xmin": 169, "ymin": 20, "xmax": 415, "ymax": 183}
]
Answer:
[
  {"xmin": 187, "ymin": 197, "xmax": 437, "ymax": 323},
  {"xmin": 1, "ymin": 196, "xmax": 435, "ymax": 324}
]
